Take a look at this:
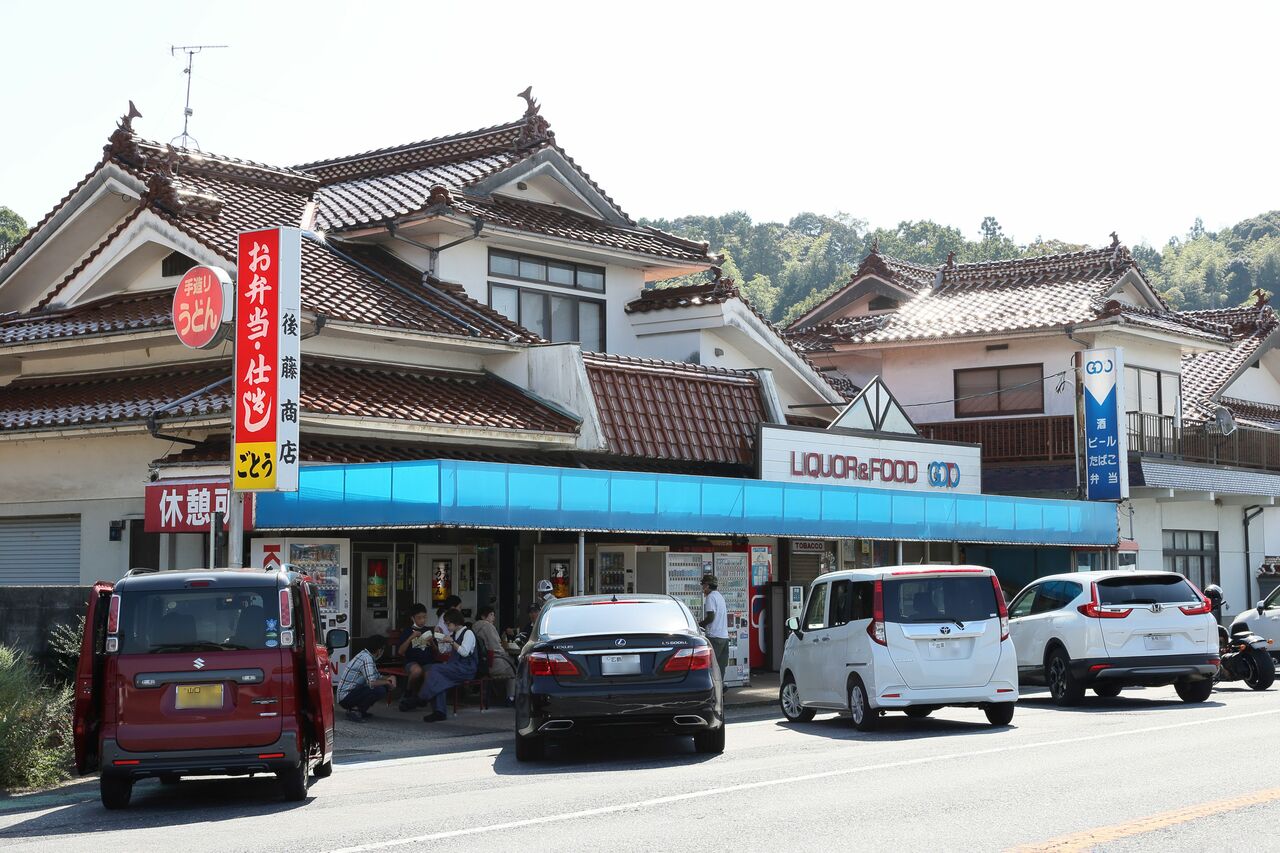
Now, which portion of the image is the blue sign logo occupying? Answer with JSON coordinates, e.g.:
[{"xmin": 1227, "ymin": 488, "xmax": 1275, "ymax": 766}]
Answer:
[{"xmin": 1081, "ymin": 348, "xmax": 1127, "ymax": 501}]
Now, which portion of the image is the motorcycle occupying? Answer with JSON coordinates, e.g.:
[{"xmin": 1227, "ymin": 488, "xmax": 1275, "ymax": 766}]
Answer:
[{"xmin": 1215, "ymin": 622, "xmax": 1276, "ymax": 691}]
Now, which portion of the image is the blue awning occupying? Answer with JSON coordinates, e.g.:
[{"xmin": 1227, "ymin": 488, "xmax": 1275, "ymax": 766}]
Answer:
[{"xmin": 253, "ymin": 459, "xmax": 1117, "ymax": 546}]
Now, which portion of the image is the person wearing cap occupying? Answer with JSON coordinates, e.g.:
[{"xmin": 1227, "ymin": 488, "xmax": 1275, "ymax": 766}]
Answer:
[
  {"xmin": 536, "ymin": 578, "xmax": 556, "ymax": 602},
  {"xmin": 700, "ymin": 574, "xmax": 730, "ymax": 678}
]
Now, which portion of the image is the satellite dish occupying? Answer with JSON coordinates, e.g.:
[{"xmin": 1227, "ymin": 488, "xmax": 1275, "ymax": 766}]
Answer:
[{"xmin": 1215, "ymin": 406, "xmax": 1237, "ymax": 436}]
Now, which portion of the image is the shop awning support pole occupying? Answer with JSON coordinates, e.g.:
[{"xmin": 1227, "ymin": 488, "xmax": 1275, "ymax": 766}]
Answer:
[
  {"xmin": 228, "ymin": 492, "xmax": 245, "ymax": 569},
  {"xmin": 576, "ymin": 532, "xmax": 585, "ymax": 596}
]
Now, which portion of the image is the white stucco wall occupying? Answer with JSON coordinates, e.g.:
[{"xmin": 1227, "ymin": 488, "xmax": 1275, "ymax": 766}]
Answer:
[
  {"xmin": 873, "ymin": 336, "xmax": 1080, "ymax": 424},
  {"xmin": 1223, "ymin": 355, "xmax": 1280, "ymax": 405},
  {"xmin": 1126, "ymin": 496, "xmax": 1254, "ymax": 621}
]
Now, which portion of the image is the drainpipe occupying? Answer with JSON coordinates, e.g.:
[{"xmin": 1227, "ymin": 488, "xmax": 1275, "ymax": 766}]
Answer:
[{"xmin": 1244, "ymin": 505, "xmax": 1262, "ymax": 613}]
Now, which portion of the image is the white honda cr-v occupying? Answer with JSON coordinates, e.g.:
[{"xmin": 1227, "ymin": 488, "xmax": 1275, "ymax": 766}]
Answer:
[
  {"xmin": 1007, "ymin": 570, "xmax": 1218, "ymax": 705},
  {"xmin": 779, "ymin": 566, "xmax": 1018, "ymax": 731}
]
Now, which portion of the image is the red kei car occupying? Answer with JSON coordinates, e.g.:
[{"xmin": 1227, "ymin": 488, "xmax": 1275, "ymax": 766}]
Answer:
[{"xmin": 74, "ymin": 567, "xmax": 343, "ymax": 809}]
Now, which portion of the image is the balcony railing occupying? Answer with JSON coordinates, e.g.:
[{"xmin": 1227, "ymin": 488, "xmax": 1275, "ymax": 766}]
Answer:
[
  {"xmin": 917, "ymin": 412, "xmax": 1280, "ymax": 474},
  {"xmin": 916, "ymin": 415, "xmax": 1075, "ymax": 462}
]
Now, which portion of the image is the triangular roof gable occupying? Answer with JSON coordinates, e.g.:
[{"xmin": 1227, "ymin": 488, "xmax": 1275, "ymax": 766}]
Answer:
[
  {"xmin": 789, "ymin": 250, "xmax": 937, "ymax": 330},
  {"xmin": 470, "ymin": 148, "xmax": 629, "ymax": 226},
  {"xmin": 829, "ymin": 376, "xmax": 917, "ymax": 435}
]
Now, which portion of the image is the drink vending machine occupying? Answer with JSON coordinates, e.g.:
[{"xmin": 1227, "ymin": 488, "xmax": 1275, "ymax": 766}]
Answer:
[
  {"xmin": 251, "ymin": 537, "xmax": 351, "ymax": 677},
  {"xmin": 662, "ymin": 552, "xmax": 750, "ymax": 687}
]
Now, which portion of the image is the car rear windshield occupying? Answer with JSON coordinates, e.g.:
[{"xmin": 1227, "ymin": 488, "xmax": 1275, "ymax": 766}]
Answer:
[
  {"xmin": 540, "ymin": 600, "xmax": 692, "ymax": 638},
  {"xmin": 883, "ymin": 576, "xmax": 999, "ymax": 624},
  {"xmin": 118, "ymin": 587, "xmax": 281, "ymax": 654},
  {"xmin": 1096, "ymin": 575, "xmax": 1198, "ymax": 606}
]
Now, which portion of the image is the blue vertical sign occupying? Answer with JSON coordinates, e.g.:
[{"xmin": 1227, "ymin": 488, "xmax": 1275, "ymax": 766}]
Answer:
[{"xmin": 1081, "ymin": 347, "xmax": 1128, "ymax": 501}]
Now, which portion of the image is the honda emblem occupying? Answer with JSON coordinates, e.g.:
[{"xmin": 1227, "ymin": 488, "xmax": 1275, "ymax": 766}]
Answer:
[
  {"xmin": 615, "ymin": 638, "xmax": 627, "ymax": 647},
  {"xmin": 193, "ymin": 657, "xmax": 206, "ymax": 669},
  {"xmin": 1150, "ymin": 603, "xmax": 1163, "ymax": 613}
]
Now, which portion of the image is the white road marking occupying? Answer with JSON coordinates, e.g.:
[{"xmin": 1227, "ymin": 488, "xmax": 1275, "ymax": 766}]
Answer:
[{"xmin": 326, "ymin": 706, "xmax": 1280, "ymax": 852}]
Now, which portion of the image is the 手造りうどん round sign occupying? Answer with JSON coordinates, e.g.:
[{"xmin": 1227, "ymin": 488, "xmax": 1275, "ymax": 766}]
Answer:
[{"xmin": 171, "ymin": 265, "xmax": 233, "ymax": 349}]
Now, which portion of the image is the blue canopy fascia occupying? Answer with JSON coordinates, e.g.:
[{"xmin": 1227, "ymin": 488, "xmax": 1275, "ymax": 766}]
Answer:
[{"xmin": 252, "ymin": 459, "xmax": 1117, "ymax": 547}]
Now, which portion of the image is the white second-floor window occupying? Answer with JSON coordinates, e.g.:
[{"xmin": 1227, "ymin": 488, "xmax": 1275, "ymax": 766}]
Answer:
[{"xmin": 488, "ymin": 249, "xmax": 605, "ymax": 351}]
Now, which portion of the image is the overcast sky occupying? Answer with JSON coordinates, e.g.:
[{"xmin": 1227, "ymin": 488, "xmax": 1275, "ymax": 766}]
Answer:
[{"xmin": 3, "ymin": 1, "xmax": 1277, "ymax": 249}]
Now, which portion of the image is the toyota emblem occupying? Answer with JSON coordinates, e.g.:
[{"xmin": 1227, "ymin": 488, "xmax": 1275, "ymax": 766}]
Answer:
[
  {"xmin": 615, "ymin": 638, "xmax": 627, "ymax": 647},
  {"xmin": 939, "ymin": 626, "xmax": 951, "ymax": 635}
]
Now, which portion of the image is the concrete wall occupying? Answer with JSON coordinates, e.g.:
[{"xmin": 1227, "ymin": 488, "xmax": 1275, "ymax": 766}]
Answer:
[{"xmin": 0, "ymin": 585, "xmax": 90, "ymax": 669}]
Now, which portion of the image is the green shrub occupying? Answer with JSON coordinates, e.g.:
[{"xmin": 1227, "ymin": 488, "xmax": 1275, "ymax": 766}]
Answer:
[
  {"xmin": 46, "ymin": 615, "xmax": 85, "ymax": 684},
  {"xmin": 0, "ymin": 644, "xmax": 73, "ymax": 791}
]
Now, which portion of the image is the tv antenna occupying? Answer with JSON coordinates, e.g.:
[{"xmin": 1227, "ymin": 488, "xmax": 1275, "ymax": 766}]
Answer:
[{"xmin": 169, "ymin": 44, "xmax": 228, "ymax": 150}]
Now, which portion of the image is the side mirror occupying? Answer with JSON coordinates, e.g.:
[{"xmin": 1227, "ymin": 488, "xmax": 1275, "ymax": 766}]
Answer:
[
  {"xmin": 1258, "ymin": 602, "xmax": 1266, "ymax": 616},
  {"xmin": 785, "ymin": 616, "xmax": 802, "ymax": 639},
  {"xmin": 325, "ymin": 628, "xmax": 349, "ymax": 652}
]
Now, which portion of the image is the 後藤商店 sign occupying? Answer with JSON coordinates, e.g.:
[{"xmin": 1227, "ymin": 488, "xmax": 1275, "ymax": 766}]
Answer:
[{"xmin": 232, "ymin": 228, "xmax": 301, "ymax": 492}]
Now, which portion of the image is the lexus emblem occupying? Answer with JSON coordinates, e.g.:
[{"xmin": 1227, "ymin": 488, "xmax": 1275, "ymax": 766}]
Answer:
[
  {"xmin": 615, "ymin": 638, "xmax": 627, "ymax": 647},
  {"xmin": 940, "ymin": 626, "xmax": 951, "ymax": 635},
  {"xmin": 1150, "ymin": 603, "xmax": 1163, "ymax": 613},
  {"xmin": 193, "ymin": 657, "xmax": 206, "ymax": 669}
]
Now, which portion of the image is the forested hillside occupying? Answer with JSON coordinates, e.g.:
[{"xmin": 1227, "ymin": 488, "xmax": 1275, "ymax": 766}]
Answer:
[{"xmin": 640, "ymin": 211, "xmax": 1280, "ymax": 326}]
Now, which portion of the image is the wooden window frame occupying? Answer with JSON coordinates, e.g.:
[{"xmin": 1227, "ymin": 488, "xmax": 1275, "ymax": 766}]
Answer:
[{"xmin": 953, "ymin": 363, "xmax": 1044, "ymax": 418}]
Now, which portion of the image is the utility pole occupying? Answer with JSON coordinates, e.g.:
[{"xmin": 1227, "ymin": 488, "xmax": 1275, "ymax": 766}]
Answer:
[{"xmin": 169, "ymin": 44, "xmax": 228, "ymax": 150}]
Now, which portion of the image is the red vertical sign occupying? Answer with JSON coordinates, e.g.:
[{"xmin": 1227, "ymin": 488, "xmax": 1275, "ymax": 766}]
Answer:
[{"xmin": 233, "ymin": 229, "xmax": 281, "ymax": 490}]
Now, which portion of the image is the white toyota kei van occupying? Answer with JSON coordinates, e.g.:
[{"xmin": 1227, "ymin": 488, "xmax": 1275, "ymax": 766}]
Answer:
[{"xmin": 779, "ymin": 566, "xmax": 1018, "ymax": 730}]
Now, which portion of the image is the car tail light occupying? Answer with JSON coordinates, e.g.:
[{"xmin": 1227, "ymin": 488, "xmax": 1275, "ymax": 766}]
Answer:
[
  {"xmin": 278, "ymin": 589, "xmax": 293, "ymax": 629},
  {"xmin": 1089, "ymin": 664, "xmax": 1111, "ymax": 672},
  {"xmin": 662, "ymin": 647, "xmax": 713, "ymax": 673},
  {"xmin": 1179, "ymin": 591, "xmax": 1213, "ymax": 616},
  {"xmin": 1077, "ymin": 583, "xmax": 1132, "ymax": 619},
  {"xmin": 257, "ymin": 752, "xmax": 286, "ymax": 759},
  {"xmin": 528, "ymin": 652, "xmax": 579, "ymax": 677},
  {"xmin": 112, "ymin": 759, "xmax": 140, "ymax": 766},
  {"xmin": 107, "ymin": 594, "xmax": 121, "ymax": 634},
  {"xmin": 867, "ymin": 579, "xmax": 887, "ymax": 646},
  {"xmin": 991, "ymin": 575, "xmax": 1010, "ymax": 640}
]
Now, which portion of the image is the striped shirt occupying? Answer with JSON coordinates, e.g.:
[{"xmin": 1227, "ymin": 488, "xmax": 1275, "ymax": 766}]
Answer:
[{"xmin": 336, "ymin": 649, "xmax": 382, "ymax": 702}]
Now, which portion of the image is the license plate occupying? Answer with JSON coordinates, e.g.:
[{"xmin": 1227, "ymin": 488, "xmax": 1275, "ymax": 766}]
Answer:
[
  {"xmin": 601, "ymin": 654, "xmax": 641, "ymax": 676},
  {"xmin": 1144, "ymin": 634, "xmax": 1173, "ymax": 651},
  {"xmin": 175, "ymin": 683, "xmax": 223, "ymax": 709}
]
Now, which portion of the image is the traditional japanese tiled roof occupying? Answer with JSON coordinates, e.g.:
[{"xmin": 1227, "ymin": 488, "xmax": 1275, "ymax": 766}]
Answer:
[
  {"xmin": 582, "ymin": 352, "xmax": 767, "ymax": 466},
  {"xmin": 787, "ymin": 242, "xmax": 1232, "ymax": 349},
  {"xmin": 0, "ymin": 359, "xmax": 579, "ymax": 435},
  {"xmin": 1179, "ymin": 300, "xmax": 1280, "ymax": 420},
  {"xmin": 0, "ymin": 289, "xmax": 173, "ymax": 346},
  {"xmin": 1218, "ymin": 397, "xmax": 1280, "ymax": 430},
  {"xmin": 297, "ymin": 104, "xmax": 710, "ymax": 264}
]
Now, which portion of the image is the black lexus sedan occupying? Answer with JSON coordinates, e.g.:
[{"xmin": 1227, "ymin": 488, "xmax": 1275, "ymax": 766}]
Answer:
[{"xmin": 513, "ymin": 594, "xmax": 724, "ymax": 761}]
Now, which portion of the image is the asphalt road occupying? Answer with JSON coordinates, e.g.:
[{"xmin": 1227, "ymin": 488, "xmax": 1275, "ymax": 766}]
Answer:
[{"xmin": 3, "ymin": 683, "xmax": 1278, "ymax": 853}]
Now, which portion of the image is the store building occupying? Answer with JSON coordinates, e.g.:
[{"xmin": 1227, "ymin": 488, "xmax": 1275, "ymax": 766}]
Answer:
[{"xmin": 788, "ymin": 240, "xmax": 1280, "ymax": 614}]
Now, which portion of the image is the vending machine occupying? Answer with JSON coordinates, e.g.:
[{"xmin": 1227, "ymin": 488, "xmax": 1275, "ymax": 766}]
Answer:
[
  {"xmin": 595, "ymin": 546, "xmax": 637, "ymax": 595},
  {"xmin": 748, "ymin": 545, "xmax": 773, "ymax": 670},
  {"xmin": 251, "ymin": 537, "xmax": 351, "ymax": 677},
  {"xmin": 713, "ymin": 552, "xmax": 751, "ymax": 688}
]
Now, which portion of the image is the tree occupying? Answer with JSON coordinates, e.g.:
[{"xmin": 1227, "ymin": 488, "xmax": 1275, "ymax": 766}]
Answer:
[{"xmin": 0, "ymin": 206, "xmax": 28, "ymax": 257}]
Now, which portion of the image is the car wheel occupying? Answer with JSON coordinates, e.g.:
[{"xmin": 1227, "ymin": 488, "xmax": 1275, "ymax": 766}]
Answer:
[
  {"xmin": 1174, "ymin": 678, "xmax": 1214, "ymax": 703},
  {"xmin": 779, "ymin": 675, "xmax": 815, "ymax": 723},
  {"xmin": 694, "ymin": 725, "xmax": 725, "ymax": 754},
  {"xmin": 848, "ymin": 676, "xmax": 879, "ymax": 732},
  {"xmin": 277, "ymin": 759, "xmax": 309, "ymax": 802},
  {"xmin": 983, "ymin": 703, "xmax": 1015, "ymax": 726},
  {"xmin": 313, "ymin": 760, "xmax": 333, "ymax": 779},
  {"xmin": 903, "ymin": 706, "xmax": 932, "ymax": 719},
  {"xmin": 1046, "ymin": 648, "xmax": 1084, "ymax": 706},
  {"xmin": 515, "ymin": 731, "xmax": 545, "ymax": 762},
  {"xmin": 1245, "ymin": 648, "xmax": 1276, "ymax": 691},
  {"xmin": 1092, "ymin": 684, "xmax": 1122, "ymax": 698},
  {"xmin": 100, "ymin": 776, "xmax": 133, "ymax": 810},
  {"xmin": 158, "ymin": 773, "xmax": 181, "ymax": 786}
]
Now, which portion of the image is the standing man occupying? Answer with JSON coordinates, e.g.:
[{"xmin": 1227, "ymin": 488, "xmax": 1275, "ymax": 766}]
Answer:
[{"xmin": 700, "ymin": 574, "xmax": 730, "ymax": 680}]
